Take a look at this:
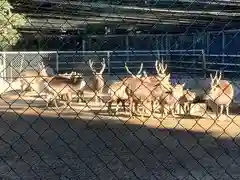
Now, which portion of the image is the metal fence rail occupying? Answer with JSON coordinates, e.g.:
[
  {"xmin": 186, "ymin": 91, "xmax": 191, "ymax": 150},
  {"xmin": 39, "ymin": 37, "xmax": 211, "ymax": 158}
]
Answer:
[
  {"xmin": 0, "ymin": 49, "xmax": 206, "ymax": 80},
  {"xmin": 2, "ymin": 49, "xmax": 240, "ymax": 80}
]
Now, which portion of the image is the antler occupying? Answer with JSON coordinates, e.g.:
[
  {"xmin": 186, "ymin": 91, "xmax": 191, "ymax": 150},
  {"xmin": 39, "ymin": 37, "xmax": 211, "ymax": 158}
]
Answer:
[
  {"xmin": 88, "ymin": 59, "xmax": 96, "ymax": 73},
  {"xmin": 125, "ymin": 62, "xmax": 143, "ymax": 78},
  {"xmin": 155, "ymin": 59, "xmax": 167, "ymax": 76},
  {"xmin": 136, "ymin": 63, "xmax": 143, "ymax": 76},
  {"xmin": 160, "ymin": 57, "xmax": 168, "ymax": 73},
  {"xmin": 210, "ymin": 70, "xmax": 222, "ymax": 85},
  {"xmin": 89, "ymin": 58, "xmax": 106, "ymax": 74},
  {"xmin": 99, "ymin": 58, "xmax": 106, "ymax": 74},
  {"xmin": 143, "ymin": 70, "xmax": 148, "ymax": 78}
]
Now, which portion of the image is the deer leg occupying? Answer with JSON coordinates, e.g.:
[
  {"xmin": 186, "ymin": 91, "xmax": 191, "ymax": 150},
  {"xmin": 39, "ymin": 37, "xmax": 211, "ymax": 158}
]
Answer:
[
  {"xmin": 62, "ymin": 93, "xmax": 68, "ymax": 108},
  {"xmin": 122, "ymin": 100, "xmax": 126, "ymax": 112},
  {"xmin": 161, "ymin": 104, "xmax": 167, "ymax": 118},
  {"xmin": 64, "ymin": 94, "xmax": 68, "ymax": 101},
  {"xmin": 94, "ymin": 91, "xmax": 98, "ymax": 104},
  {"xmin": 187, "ymin": 103, "xmax": 191, "ymax": 114},
  {"xmin": 214, "ymin": 104, "xmax": 219, "ymax": 119},
  {"xmin": 134, "ymin": 102, "xmax": 139, "ymax": 114},
  {"xmin": 52, "ymin": 93, "xmax": 59, "ymax": 108},
  {"xmin": 107, "ymin": 100, "xmax": 113, "ymax": 115},
  {"xmin": 162, "ymin": 107, "xmax": 168, "ymax": 118},
  {"xmin": 179, "ymin": 104, "xmax": 183, "ymax": 114},
  {"xmin": 174, "ymin": 103, "xmax": 178, "ymax": 114},
  {"xmin": 77, "ymin": 90, "xmax": 85, "ymax": 103},
  {"xmin": 53, "ymin": 98, "xmax": 59, "ymax": 108},
  {"xmin": 66, "ymin": 92, "xmax": 72, "ymax": 108},
  {"xmin": 20, "ymin": 83, "xmax": 28, "ymax": 96},
  {"xmin": 218, "ymin": 104, "xmax": 224, "ymax": 119},
  {"xmin": 181, "ymin": 103, "xmax": 188, "ymax": 114},
  {"xmin": 148, "ymin": 101, "xmax": 153, "ymax": 117},
  {"xmin": 171, "ymin": 105, "xmax": 177, "ymax": 118},
  {"xmin": 225, "ymin": 105, "xmax": 230, "ymax": 117},
  {"xmin": 148, "ymin": 101, "xmax": 154, "ymax": 117},
  {"xmin": 129, "ymin": 98, "xmax": 134, "ymax": 117},
  {"xmin": 45, "ymin": 97, "xmax": 50, "ymax": 109},
  {"xmin": 113, "ymin": 99, "xmax": 119, "ymax": 115}
]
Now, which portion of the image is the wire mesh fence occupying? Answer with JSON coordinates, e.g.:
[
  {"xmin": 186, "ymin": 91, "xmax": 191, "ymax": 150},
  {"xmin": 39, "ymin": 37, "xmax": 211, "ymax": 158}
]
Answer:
[{"xmin": 1, "ymin": 0, "xmax": 240, "ymax": 180}]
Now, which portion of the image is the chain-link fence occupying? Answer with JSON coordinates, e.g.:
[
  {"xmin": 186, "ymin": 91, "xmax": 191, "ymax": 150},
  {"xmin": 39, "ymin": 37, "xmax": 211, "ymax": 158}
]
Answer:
[{"xmin": 1, "ymin": 0, "xmax": 240, "ymax": 180}]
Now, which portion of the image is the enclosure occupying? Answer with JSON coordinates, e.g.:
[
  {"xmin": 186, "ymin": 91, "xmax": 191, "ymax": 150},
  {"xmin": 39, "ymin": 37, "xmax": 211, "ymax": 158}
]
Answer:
[{"xmin": 1, "ymin": 0, "xmax": 240, "ymax": 179}]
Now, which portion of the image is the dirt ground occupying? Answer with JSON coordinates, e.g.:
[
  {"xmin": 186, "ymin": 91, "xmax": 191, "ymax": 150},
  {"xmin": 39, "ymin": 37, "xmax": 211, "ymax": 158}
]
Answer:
[{"xmin": 1, "ymin": 91, "xmax": 240, "ymax": 179}]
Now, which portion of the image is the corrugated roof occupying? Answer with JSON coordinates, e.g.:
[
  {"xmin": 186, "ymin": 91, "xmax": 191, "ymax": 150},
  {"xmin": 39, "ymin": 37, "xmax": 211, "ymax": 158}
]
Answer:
[{"xmin": 11, "ymin": 0, "xmax": 240, "ymax": 35}]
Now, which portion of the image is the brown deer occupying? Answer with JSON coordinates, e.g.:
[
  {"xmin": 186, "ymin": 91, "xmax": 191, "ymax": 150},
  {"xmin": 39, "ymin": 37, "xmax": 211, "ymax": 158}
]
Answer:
[
  {"xmin": 57, "ymin": 72, "xmax": 86, "ymax": 103},
  {"xmin": 88, "ymin": 58, "xmax": 106, "ymax": 104},
  {"xmin": 107, "ymin": 63, "xmax": 143, "ymax": 115},
  {"xmin": 178, "ymin": 89, "xmax": 196, "ymax": 115},
  {"xmin": 160, "ymin": 83, "xmax": 185, "ymax": 118},
  {"xmin": 107, "ymin": 81, "xmax": 128, "ymax": 115},
  {"xmin": 204, "ymin": 71, "xmax": 234, "ymax": 119},
  {"xmin": 124, "ymin": 62, "xmax": 172, "ymax": 117},
  {"xmin": 37, "ymin": 73, "xmax": 85, "ymax": 108},
  {"xmin": 155, "ymin": 59, "xmax": 172, "ymax": 90},
  {"xmin": 19, "ymin": 61, "xmax": 55, "ymax": 95}
]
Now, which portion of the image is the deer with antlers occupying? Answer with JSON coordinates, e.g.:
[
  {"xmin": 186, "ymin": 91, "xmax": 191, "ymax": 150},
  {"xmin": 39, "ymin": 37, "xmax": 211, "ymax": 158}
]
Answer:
[
  {"xmin": 56, "ymin": 71, "xmax": 86, "ymax": 103},
  {"xmin": 147, "ymin": 59, "xmax": 187, "ymax": 117},
  {"xmin": 204, "ymin": 71, "xmax": 234, "ymax": 119},
  {"xmin": 88, "ymin": 58, "xmax": 106, "ymax": 104},
  {"xmin": 36, "ymin": 72, "xmax": 85, "ymax": 108},
  {"xmin": 159, "ymin": 83, "xmax": 186, "ymax": 117},
  {"xmin": 107, "ymin": 63, "xmax": 143, "ymax": 115},
  {"xmin": 19, "ymin": 61, "xmax": 55, "ymax": 95},
  {"xmin": 124, "ymin": 60, "xmax": 173, "ymax": 117}
]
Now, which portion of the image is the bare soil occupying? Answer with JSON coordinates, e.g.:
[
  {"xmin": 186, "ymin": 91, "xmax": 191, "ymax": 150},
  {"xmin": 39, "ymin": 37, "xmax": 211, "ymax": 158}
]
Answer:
[{"xmin": 0, "ymin": 91, "xmax": 240, "ymax": 179}]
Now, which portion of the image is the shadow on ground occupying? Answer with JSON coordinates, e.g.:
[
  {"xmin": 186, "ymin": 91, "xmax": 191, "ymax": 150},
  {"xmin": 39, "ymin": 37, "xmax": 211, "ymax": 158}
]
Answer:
[{"xmin": 0, "ymin": 110, "xmax": 240, "ymax": 180}]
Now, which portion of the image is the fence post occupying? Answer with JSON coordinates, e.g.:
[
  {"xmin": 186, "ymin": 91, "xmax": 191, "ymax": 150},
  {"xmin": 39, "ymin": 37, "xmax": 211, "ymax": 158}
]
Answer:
[
  {"xmin": 126, "ymin": 35, "xmax": 129, "ymax": 62},
  {"xmin": 202, "ymin": 49, "xmax": 207, "ymax": 78},
  {"xmin": 3, "ymin": 52, "xmax": 6, "ymax": 81},
  {"xmin": 10, "ymin": 53, "xmax": 13, "ymax": 81},
  {"xmin": 20, "ymin": 54, "xmax": 24, "ymax": 73},
  {"xmin": 222, "ymin": 31, "xmax": 225, "ymax": 77},
  {"xmin": 156, "ymin": 35, "xmax": 160, "ymax": 59},
  {"xmin": 56, "ymin": 52, "xmax": 59, "ymax": 72},
  {"xmin": 107, "ymin": 51, "xmax": 111, "ymax": 74}
]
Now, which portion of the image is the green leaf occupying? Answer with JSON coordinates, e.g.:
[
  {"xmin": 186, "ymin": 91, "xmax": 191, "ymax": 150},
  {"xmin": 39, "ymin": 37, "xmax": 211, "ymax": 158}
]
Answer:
[{"xmin": 0, "ymin": 0, "xmax": 27, "ymax": 50}]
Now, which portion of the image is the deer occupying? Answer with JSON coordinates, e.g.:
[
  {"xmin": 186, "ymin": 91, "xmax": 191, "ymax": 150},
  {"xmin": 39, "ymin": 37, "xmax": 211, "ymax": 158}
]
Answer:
[
  {"xmin": 36, "ymin": 72, "xmax": 85, "ymax": 108},
  {"xmin": 56, "ymin": 72, "xmax": 86, "ymax": 103},
  {"xmin": 140, "ymin": 59, "xmax": 184, "ymax": 117},
  {"xmin": 124, "ymin": 61, "xmax": 173, "ymax": 117},
  {"xmin": 204, "ymin": 71, "xmax": 234, "ymax": 120},
  {"xmin": 177, "ymin": 89, "xmax": 196, "ymax": 115},
  {"xmin": 19, "ymin": 61, "xmax": 55, "ymax": 96},
  {"xmin": 88, "ymin": 58, "xmax": 106, "ymax": 104},
  {"xmin": 159, "ymin": 83, "xmax": 186, "ymax": 118},
  {"xmin": 107, "ymin": 63, "xmax": 143, "ymax": 115},
  {"xmin": 144, "ymin": 59, "xmax": 172, "ymax": 91}
]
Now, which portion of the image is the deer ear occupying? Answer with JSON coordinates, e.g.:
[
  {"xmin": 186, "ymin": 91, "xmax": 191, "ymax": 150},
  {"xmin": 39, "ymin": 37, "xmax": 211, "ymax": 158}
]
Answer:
[{"xmin": 165, "ymin": 73, "xmax": 170, "ymax": 79}]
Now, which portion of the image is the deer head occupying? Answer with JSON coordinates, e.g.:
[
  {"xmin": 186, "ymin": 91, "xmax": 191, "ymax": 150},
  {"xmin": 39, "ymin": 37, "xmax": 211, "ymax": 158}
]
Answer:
[
  {"xmin": 38, "ymin": 61, "xmax": 55, "ymax": 77},
  {"xmin": 155, "ymin": 58, "xmax": 171, "ymax": 90},
  {"xmin": 124, "ymin": 62, "xmax": 143, "ymax": 78},
  {"xmin": 205, "ymin": 70, "xmax": 222, "ymax": 100},
  {"xmin": 210, "ymin": 70, "xmax": 222, "ymax": 89},
  {"xmin": 88, "ymin": 58, "xmax": 106, "ymax": 76},
  {"xmin": 172, "ymin": 83, "xmax": 186, "ymax": 99}
]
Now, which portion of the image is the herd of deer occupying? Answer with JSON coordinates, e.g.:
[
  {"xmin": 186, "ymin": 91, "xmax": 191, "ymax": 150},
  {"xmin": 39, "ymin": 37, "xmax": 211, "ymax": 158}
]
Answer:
[{"xmin": 18, "ymin": 58, "xmax": 234, "ymax": 120}]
